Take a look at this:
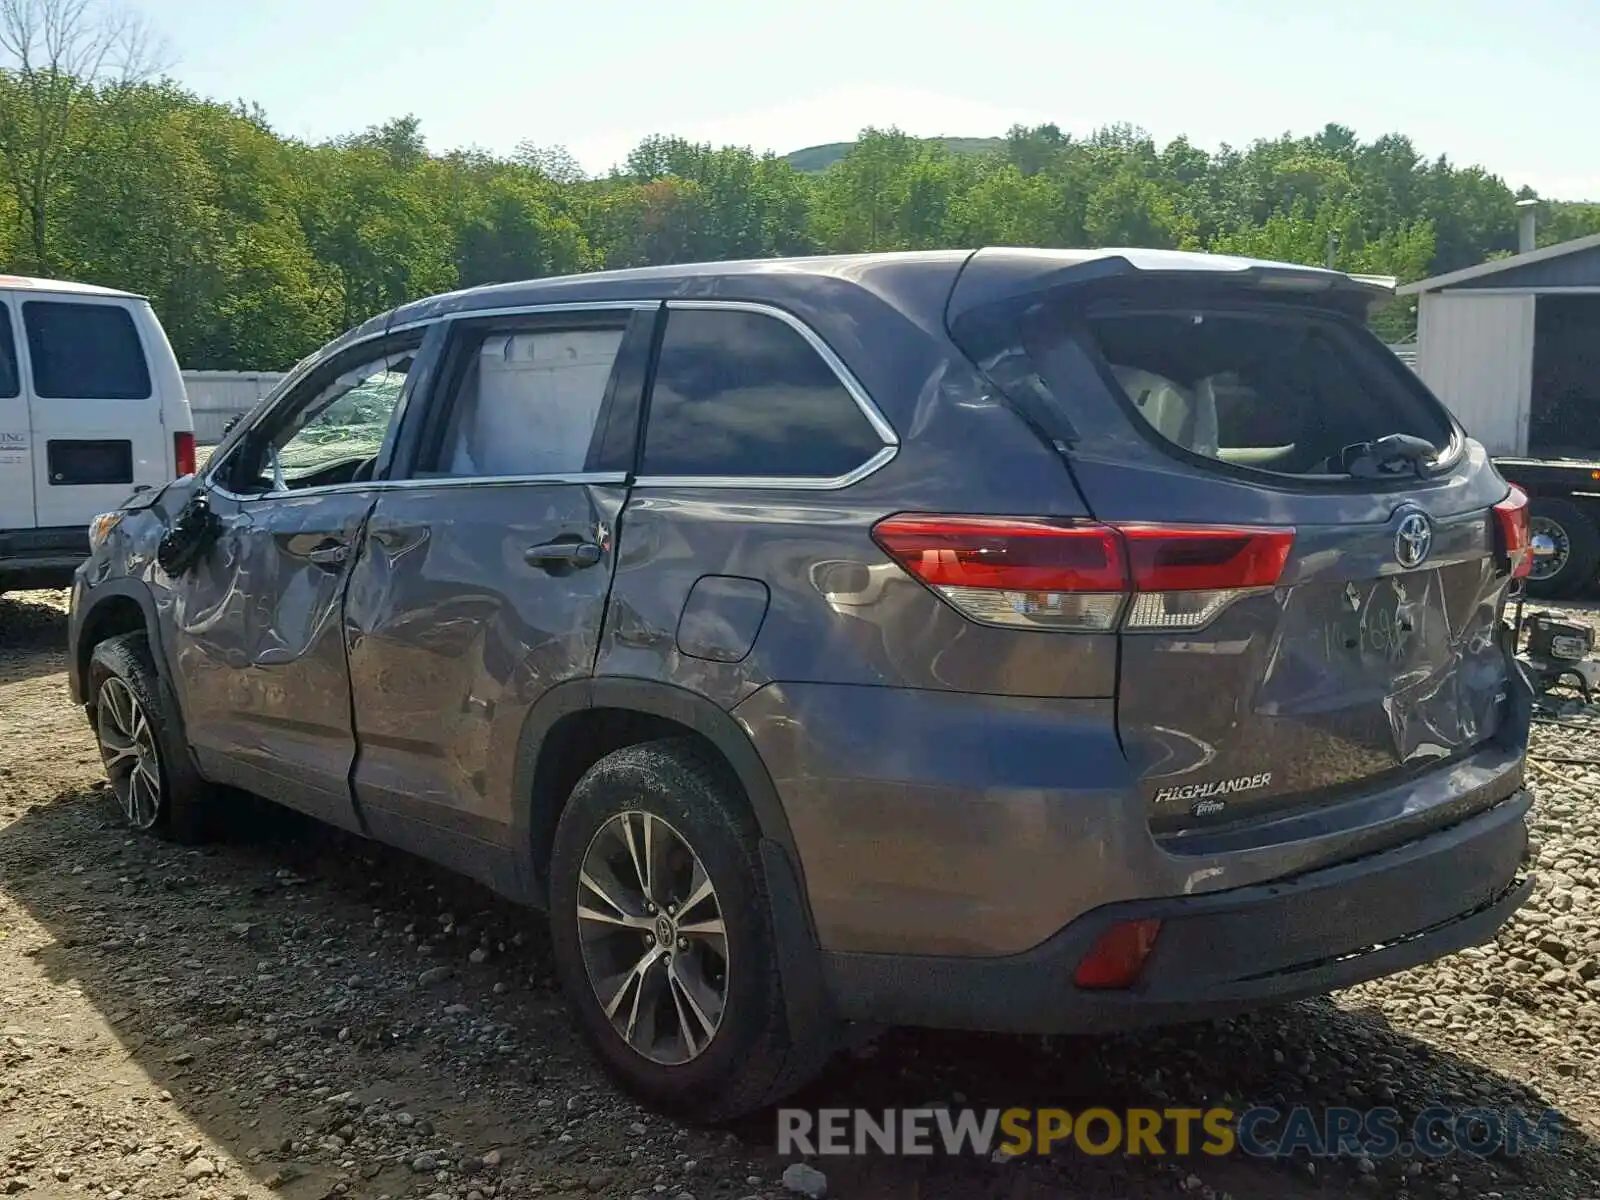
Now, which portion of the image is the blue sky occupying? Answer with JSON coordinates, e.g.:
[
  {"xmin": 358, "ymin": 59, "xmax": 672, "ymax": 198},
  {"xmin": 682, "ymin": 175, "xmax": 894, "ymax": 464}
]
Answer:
[{"xmin": 138, "ymin": 0, "xmax": 1600, "ymax": 198}]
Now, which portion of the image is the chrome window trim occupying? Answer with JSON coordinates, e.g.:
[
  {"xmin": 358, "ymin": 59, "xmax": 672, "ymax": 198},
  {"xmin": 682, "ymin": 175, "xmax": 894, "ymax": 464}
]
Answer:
[
  {"xmin": 210, "ymin": 470, "xmax": 629, "ymax": 504},
  {"xmin": 634, "ymin": 444, "xmax": 898, "ymax": 491},
  {"xmin": 205, "ymin": 296, "xmax": 904, "ymax": 498},
  {"xmin": 385, "ymin": 471, "xmax": 628, "ymax": 490},
  {"xmin": 635, "ymin": 299, "xmax": 900, "ymax": 490},
  {"xmin": 387, "ymin": 299, "xmax": 659, "ymax": 336}
]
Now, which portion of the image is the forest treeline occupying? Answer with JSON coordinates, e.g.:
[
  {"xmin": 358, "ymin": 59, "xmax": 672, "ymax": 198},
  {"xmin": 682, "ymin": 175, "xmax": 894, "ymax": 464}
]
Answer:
[{"xmin": 4, "ymin": 76, "xmax": 1598, "ymax": 367}]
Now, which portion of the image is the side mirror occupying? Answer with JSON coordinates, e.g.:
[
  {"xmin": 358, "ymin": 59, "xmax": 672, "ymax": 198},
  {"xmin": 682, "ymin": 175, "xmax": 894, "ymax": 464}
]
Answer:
[
  {"xmin": 222, "ymin": 414, "xmax": 242, "ymax": 436},
  {"xmin": 157, "ymin": 491, "xmax": 223, "ymax": 577}
]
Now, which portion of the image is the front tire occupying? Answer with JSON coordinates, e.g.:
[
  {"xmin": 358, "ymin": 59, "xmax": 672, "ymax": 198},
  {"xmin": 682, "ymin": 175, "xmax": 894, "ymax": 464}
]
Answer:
[
  {"xmin": 1526, "ymin": 498, "xmax": 1600, "ymax": 599},
  {"xmin": 547, "ymin": 739, "xmax": 832, "ymax": 1122},
  {"xmin": 88, "ymin": 633, "xmax": 210, "ymax": 842}
]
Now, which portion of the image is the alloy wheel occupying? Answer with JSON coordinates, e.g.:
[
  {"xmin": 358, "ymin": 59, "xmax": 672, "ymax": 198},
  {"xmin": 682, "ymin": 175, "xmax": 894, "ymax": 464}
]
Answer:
[
  {"xmin": 575, "ymin": 810, "xmax": 729, "ymax": 1066},
  {"xmin": 96, "ymin": 676, "xmax": 162, "ymax": 831}
]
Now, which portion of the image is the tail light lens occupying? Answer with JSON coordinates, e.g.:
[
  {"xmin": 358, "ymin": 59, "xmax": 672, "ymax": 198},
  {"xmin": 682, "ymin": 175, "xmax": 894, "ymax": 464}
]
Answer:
[
  {"xmin": 173, "ymin": 431, "xmax": 196, "ymax": 477},
  {"xmin": 872, "ymin": 514, "xmax": 1294, "ymax": 633},
  {"xmin": 1073, "ymin": 918, "xmax": 1162, "ymax": 989},
  {"xmin": 1493, "ymin": 486, "xmax": 1532, "ymax": 579}
]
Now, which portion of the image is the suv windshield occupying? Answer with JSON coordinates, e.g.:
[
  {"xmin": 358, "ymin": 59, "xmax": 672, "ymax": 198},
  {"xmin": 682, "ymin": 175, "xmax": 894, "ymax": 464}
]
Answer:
[{"xmin": 1080, "ymin": 305, "xmax": 1453, "ymax": 479}]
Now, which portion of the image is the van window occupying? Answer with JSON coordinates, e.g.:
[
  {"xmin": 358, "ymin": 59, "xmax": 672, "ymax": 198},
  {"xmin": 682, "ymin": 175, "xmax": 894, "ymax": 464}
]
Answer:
[
  {"xmin": 1077, "ymin": 307, "xmax": 1453, "ymax": 478},
  {"xmin": 23, "ymin": 301, "xmax": 152, "ymax": 400},
  {"xmin": 0, "ymin": 306, "xmax": 17, "ymax": 398},
  {"xmin": 641, "ymin": 308, "xmax": 884, "ymax": 479}
]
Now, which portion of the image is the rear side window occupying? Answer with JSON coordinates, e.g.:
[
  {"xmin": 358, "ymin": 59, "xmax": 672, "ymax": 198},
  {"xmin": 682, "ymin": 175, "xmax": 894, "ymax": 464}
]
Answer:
[
  {"xmin": 1080, "ymin": 307, "xmax": 1452, "ymax": 478},
  {"xmin": 0, "ymin": 305, "xmax": 17, "ymax": 398},
  {"xmin": 642, "ymin": 308, "xmax": 884, "ymax": 479},
  {"xmin": 23, "ymin": 301, "xmax": 152, "ymax": 400}
]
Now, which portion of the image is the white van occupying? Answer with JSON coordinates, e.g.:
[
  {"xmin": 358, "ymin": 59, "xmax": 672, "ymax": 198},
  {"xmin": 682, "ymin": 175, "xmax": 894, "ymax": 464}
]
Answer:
[{"xmin": 0, "ymin": 275, "xmax": 193, "ymax": 593}]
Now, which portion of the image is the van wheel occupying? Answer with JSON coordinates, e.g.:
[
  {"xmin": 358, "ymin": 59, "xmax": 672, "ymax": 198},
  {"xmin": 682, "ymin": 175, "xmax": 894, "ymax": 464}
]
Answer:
[
  {"xmin": 1526, "ymin": 499, "xmax": 1600, "ymax": 599},
  {"xmin": 547, "ymin": 738, "xmax": 832, "ymax": 1123},
  {"xmin": 88, "ymin": 633, "xmax": 209, "ymax": 842}
]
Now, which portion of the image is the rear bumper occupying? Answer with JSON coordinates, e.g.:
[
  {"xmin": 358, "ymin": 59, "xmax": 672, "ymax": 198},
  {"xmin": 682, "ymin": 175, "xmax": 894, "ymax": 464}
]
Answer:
[
  {"xmin": 736, "ymin": 679, "xmax": 1530, "ymax": 959},
  {"xmin": 822, "ymin": 790, "xmax": 1532, "ymax": 1033}
]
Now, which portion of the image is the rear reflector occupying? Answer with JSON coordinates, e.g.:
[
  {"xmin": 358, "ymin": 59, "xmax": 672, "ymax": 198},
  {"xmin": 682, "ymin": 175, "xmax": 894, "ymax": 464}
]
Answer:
[
  {"xmin": 872, "ymin": 515, "xmax": 1293, "ymax": 632},
  {"xmin": 174, "ymin": 431, "xmax": 196, "ymax": 477},
  {"xmin": 1493, "ymin": 486, "xmax": 1532, "ymax": 579},
  {"xmin": 1073, "ymin": 918, "xmax": 1162, "ymax": 989}
]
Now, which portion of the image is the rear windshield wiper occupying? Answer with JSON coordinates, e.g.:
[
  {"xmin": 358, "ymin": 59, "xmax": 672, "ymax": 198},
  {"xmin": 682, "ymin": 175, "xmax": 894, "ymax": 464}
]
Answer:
[{"xmin": 1333, "ymin": 434, "xmax": 1438, "ymax": 480}]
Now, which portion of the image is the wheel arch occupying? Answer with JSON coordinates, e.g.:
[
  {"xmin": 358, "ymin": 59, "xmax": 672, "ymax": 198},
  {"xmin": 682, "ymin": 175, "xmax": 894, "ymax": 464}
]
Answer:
[
  {"xmin": 510, "ymin": 676, "xmax": 831, "ymax": 1035},
  {"xmin": 511, "ymin": 677, "xmax": 807, "ymax": 905},
  {"xmin": 72, "ymin": 580, "xmax": 164, "ymax": 707}
]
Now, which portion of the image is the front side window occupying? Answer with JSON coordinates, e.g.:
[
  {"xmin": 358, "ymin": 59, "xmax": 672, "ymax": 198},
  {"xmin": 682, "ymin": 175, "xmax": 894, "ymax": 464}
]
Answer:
[
  {"xmin": 641, "ymin": 308, "xmax": 885, "ymax": 479},
  {"xmin": 228, "ymin": 347, "xmax": 413, "ymax": 493},
  {"xmin": 423, "ymin": 324, "xmax": 625, "ymax": 478},
  {"xmin": 23, "ymin": 301, "xmax": 151, "ymax": 399},
  {"xmin": 0, "ymin": 304, "xmax": 17, "ymax": 398}
]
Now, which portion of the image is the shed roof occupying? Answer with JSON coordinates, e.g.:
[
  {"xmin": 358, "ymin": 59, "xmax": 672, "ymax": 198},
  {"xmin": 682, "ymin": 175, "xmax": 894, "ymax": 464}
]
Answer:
[{"xmin": 1398, "ymin": 232, "xmax": 1600, "ymax": 296}]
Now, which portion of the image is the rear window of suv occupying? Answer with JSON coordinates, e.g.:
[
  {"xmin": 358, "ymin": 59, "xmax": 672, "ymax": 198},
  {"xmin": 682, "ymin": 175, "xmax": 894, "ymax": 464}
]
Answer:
[
  {"xmin": 24, "ymin": 301, "xmax": 152, "ymax": 400},
  {"xmin": 1079, "ymin": 305, "xmax": 1452, "ymax": 478}
]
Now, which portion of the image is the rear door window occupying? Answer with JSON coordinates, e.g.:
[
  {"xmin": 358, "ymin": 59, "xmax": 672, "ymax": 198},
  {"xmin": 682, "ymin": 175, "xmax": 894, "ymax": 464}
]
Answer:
[
  {"xmin": 1079, "ymin": 306, "xmax": 1453, "ymax": 478},
  {"xmin": 423, "ymin": 324, "xmax": 626, "ymax": 478},
  {"xmin": 0, "ymin": 304, "xmax": 18, "ymax": 398},
  {"xmin": 23, "ymin": 301, "xmax": 152, "ymax": 400},
  {"xmin": 641, "ymin": 307, "xmax": 886, "ymax": 480}
]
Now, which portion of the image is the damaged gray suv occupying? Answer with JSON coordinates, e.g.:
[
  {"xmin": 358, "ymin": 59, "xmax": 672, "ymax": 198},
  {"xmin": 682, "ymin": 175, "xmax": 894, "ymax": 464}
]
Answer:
[{"xmin": 68, "ymin": 248, "xmax": 1536, "ymax": 1121}]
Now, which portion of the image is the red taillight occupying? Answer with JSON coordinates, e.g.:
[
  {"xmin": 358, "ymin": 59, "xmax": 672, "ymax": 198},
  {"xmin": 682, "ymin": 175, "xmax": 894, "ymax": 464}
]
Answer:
[
  {"xmin": 1073, "ymin": 918, "xmax": 1162, "ymax": 989},
  {"xmin": 1493, "ymin": 486, "xmax": 1532, "ymax": 579},
  {"xmin": 871, "ymin": 514, "xmax": 1294, "ymax": 632},
  {"xmin": 1120, "ymin": 524, "xmax": 1295, "ymax": 591},
  {"xmin": 174, "ymin": 431, "xmax": 196, "ymax": 477},
  {"xmin": 869, "ymin": 516, "xmax": 1126, "ymax": 591}
]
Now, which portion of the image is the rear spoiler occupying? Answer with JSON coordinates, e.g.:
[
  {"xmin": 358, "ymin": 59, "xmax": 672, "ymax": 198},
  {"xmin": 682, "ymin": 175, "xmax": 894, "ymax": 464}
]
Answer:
[
  {"xmin": 1349, "ymin": 273, "xmax": 1399, "ymax": 293},
  {"xmin": 946, "ymin": 248, "xmax": 1396, "ymax": 331}
]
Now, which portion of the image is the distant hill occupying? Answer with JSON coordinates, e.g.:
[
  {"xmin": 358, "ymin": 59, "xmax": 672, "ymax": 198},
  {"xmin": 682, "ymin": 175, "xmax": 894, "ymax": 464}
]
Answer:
[{"xmin": 783, "ymin": 136, "xmax": 1006, "ymax": 173}]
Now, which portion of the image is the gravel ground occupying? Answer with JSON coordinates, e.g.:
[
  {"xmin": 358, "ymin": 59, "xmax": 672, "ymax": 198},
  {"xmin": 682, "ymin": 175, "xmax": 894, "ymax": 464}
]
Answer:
[{"xmin": 3, "ymin": 587, "xmax": 1600, "ymax": 1200}]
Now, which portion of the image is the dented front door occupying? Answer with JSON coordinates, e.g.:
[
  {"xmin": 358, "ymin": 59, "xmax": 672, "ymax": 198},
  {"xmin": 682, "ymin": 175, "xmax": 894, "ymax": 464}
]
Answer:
[{"xmin": 169, "ymin": 487, "xmax": 376, "ymax": 832}]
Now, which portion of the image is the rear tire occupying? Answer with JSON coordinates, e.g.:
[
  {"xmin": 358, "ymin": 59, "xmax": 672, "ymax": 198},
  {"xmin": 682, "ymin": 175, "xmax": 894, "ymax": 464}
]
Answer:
[
  {"xmin": 88, "ymin": 633, "xmax": 210, "ymax": 842},
  {"xmin": 547, "ymin": 738, "xmax": 834, "ymax": 1123},
  {"xmin": 1526, "ymin": 498, "xmax": 1600, "ymax": 599}
]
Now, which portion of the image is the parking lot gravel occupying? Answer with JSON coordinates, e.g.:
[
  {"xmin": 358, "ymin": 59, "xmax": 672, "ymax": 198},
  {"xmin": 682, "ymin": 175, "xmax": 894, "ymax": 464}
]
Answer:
[{"xmin": 4, "ymin": 588, "xmax": 1600, "ymax": 1200}]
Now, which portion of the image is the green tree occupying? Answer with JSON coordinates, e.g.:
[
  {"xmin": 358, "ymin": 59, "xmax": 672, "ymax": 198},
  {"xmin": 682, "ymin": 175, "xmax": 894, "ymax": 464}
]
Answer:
[
  {"xmin": 0, "ymin": 0, "xmax": 165, "ymax": 272},
  {"xmin": 1, "ymin": 41, "xmax": 1580, "ymax": 368}
]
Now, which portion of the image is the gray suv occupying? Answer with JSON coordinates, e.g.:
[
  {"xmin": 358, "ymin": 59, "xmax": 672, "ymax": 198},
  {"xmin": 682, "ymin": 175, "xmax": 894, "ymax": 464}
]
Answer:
[{"xmin": 67, "ymin": 248, "xmax": 1536, "ymax": 1121}]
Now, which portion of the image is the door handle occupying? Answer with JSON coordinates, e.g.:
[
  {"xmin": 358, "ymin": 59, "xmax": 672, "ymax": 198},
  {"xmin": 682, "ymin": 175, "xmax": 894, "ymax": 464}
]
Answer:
[
  {"xmin": 305, "ymin": 543, "xmax": 349, "ymax": 567},
  {"xmin": 525, "ymin": 540, "xmax": 602, "ymax": 570}
]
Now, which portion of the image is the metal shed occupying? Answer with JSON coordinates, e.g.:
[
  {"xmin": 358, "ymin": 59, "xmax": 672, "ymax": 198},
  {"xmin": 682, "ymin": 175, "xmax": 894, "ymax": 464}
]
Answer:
[
  {"xmin": 181, "ymin": 370, "xmax": 288, "ymax": 445},
  {"xmin": 1400, "ymin": 227, "xmax": 1600, "ymax": 457}
]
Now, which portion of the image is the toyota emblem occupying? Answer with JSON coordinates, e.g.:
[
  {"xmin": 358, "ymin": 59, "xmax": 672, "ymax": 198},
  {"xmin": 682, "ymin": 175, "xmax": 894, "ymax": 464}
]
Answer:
[{"xmin": 1395, "ymin": 511, "xmax": 1433, "ymax": 569}]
